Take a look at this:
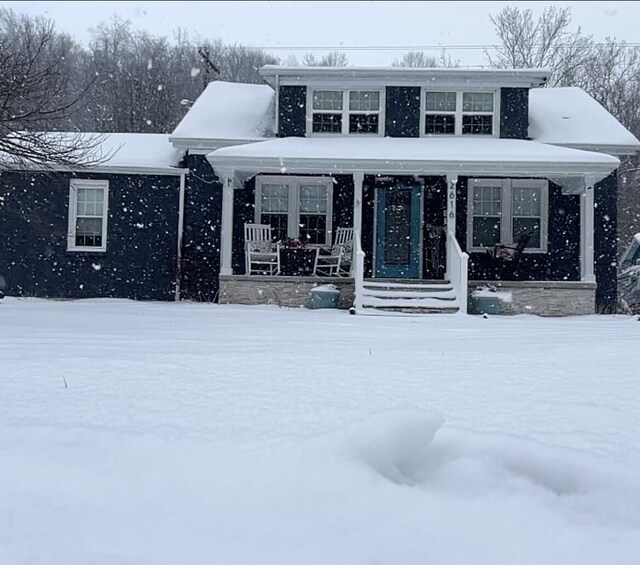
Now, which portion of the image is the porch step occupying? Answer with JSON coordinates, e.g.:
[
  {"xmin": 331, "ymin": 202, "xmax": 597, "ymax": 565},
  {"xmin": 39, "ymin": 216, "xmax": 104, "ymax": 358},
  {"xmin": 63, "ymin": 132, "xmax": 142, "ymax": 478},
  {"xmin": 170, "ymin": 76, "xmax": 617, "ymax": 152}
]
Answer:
[{"xmin": 359, "ymin": 279, "xmax": 460, "ymax": 315}]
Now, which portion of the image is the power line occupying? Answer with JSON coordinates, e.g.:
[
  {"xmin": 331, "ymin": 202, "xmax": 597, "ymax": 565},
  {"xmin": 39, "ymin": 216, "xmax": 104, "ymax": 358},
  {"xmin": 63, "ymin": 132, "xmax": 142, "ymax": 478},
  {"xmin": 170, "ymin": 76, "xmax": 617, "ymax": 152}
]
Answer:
[{"xmin": 253, "ymin": 42, "xmax": 640, "ymax": 52}]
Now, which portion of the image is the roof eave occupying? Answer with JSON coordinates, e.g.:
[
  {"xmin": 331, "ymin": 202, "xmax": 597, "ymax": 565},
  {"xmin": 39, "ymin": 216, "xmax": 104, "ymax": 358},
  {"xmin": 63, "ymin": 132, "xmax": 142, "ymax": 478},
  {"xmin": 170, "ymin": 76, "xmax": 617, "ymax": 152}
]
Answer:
[
  {"xmin": 206, "ymin": 154, "xmax": 618, "ymax": 181},
  {"xmin": 260, "ymin": 65, "xmax": 550, "ymax": 88},
  {"xmin": 169, "ymin": 136, "xmax": 267, "ymax": 153},
  {"xmin": 537, "ymin": 141, "xmax": 640, "ymax": 157}
]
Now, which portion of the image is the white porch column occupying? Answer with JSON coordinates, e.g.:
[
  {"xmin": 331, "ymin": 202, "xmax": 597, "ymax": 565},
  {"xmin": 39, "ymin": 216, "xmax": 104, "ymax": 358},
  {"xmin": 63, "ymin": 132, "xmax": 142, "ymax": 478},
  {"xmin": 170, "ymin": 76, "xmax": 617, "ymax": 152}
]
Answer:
[
  {"xmin": 445, "ymin": 174, "xmax": 458, "ymax": 278},
  {"xmin": 218, "ymin": 168, "xmax": 235, "ymax": 276},
  {"xmin": 352, "ymin": 172, "xmax": 364, "ymax": 234},
  {"xmin": 581, "ymin": 175, "xmax": 596, "ymax": 283}
]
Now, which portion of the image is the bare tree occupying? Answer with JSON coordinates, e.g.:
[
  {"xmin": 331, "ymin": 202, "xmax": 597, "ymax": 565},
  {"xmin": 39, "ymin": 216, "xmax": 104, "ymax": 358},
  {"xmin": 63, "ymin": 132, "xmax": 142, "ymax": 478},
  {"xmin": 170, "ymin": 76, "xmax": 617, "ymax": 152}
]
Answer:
[
  {"xmin": 302, "ymin": 51, "xmax": 349, "ymax": 67},
  {"xmin": 0, "ymin": 8, "xmax": 102, "ymax": 169},
  {"xmin": 487, "ymin": 6, "xmax": 593, "ymax": 86},
  {"xmin": 392, "ymin": 50, "xmax": 459, "ymax": 68},
  {"xmin": 488, "ymin": 5, "xmax": 640, "ymax": 254}
]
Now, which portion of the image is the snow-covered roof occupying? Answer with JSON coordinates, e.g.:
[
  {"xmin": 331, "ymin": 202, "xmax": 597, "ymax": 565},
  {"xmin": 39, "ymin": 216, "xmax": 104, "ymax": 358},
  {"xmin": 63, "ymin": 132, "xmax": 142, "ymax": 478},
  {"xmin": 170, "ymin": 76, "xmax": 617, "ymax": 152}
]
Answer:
[
  {"xmin": 529, "ymin": 87, "xmax": 640, "ymax": 155},
  {"xmin": 1, "ymin": 133, "xmax": 185, "ymax": 175},
  {"xmin": 207, "ymin": 137, "xmax": 619, "ymax": 181},
  {"xmin": 170, "ymin": 81, "xmax": 274, "ymax": 152}
]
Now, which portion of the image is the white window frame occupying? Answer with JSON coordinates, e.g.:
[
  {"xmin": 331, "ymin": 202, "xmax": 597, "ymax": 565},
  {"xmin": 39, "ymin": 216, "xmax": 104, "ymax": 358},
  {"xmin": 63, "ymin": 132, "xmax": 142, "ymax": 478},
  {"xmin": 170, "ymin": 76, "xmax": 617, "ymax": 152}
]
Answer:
[
  {"xmin": 420, "ymin": 89, "xmax": 500, "ymax": 137},
  {"xmin": 306, "ymin": 89, "xmax": 385, "ymax": 137},
  {"xmin": 67, "ymin": 179, "xmax": 109, "ymax": 252},
  {"xmin": 255, "ymin": 176, "xmax": 334, "ymax": 245},
  {"xmin": 466, "ymin": 178, "xmax": 548, "ymax": 253}
]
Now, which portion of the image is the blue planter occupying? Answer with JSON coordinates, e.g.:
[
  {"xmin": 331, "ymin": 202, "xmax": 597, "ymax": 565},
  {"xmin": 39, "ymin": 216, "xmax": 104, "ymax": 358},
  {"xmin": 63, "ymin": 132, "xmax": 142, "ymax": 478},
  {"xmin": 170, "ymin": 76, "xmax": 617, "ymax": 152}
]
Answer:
[{"xmin": 470, "ymin": 295, "xmax": 504, "ymax": 315}]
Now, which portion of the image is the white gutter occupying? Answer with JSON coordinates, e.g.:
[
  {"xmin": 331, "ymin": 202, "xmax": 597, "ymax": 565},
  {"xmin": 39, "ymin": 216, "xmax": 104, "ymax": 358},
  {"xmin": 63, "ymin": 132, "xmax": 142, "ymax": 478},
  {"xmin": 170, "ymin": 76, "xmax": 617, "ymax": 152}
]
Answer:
[{"xmin": 175, "ymin": 171, "xmax": 187, "ymax": 302}]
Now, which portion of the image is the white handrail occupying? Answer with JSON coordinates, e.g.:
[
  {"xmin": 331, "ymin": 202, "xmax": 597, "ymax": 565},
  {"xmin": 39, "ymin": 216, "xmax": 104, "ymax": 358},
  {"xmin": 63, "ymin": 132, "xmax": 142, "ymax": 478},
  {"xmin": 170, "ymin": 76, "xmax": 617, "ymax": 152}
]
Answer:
[
  {"xmin": 449, "ymin": 235, "xmax": 469, "ymax": 314},
  {"xmin": 352, "ymin": 229, "xmax": 365, "ymax": 313}
]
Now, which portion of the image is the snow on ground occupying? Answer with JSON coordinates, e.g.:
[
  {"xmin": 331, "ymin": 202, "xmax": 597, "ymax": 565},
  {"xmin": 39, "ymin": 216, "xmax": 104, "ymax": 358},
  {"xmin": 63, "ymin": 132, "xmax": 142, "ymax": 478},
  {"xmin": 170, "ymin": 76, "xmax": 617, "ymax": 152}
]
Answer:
[{"xmin": 2, "ymin": 298, "xmax": 640, "ymax": 564}]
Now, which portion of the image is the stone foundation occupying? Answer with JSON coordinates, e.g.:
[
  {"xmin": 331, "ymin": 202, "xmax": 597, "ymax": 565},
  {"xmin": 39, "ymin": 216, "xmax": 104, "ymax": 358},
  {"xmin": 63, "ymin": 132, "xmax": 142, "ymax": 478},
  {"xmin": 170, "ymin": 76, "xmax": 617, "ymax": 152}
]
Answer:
[
  {"xmin": 219, "ymin": 275, "xmax": 355, "ymax": 309},
  {"xmin": 468, "ymin": 280, "xmax": 596, "ymax": 316}
]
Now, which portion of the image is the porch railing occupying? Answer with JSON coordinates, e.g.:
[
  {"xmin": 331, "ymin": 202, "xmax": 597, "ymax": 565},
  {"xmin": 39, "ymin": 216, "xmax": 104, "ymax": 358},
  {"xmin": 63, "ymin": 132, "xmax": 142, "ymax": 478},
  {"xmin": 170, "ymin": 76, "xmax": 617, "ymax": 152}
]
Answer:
[
  {"xmin": 352, "ymin": 229, "xmax": 365, "ymax": 313},
  {"xmin": 449, "ymin": 235, "xmax": 469, "ymax": 314}
]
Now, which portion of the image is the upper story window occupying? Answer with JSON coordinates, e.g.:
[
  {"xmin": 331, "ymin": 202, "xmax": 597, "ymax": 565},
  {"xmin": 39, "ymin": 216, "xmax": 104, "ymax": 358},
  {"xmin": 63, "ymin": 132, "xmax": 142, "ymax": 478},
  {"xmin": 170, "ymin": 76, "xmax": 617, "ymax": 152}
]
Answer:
[
  {"xmin": 310, "ymin": 90, "xmax": 382, "ymax": 135},
  {"xmin": 423, "ymin": 91, "xmax": 497, "ymax": 136},
  {"xmin": 67, "ymin": 179, "xmax": 109, "ymax": 252}
]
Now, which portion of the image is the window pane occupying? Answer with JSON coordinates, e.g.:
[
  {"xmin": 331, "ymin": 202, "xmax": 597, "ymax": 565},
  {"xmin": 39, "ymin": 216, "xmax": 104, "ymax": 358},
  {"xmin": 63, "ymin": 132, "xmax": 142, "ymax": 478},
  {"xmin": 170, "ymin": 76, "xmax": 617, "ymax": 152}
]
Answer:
[
  {"xmin": 349, "ymin": 91, "xmax": 379, "ymax": 111},
  {"xmin": 312, "ymin": 113, "xmax": 342, "ymax": 133},
  {"xmin": 349, "ymin": 113, "xmax": 379, "ymax": 134},
  {"xmin": 260, "ymin": 213, "xmax": 288, "ymax": 243},
  {"xmin": 513, "ymin": 217, "xmax": 541, "ymax": 248},
  {"xmin": 299, "ymin": 184, "xmax": 327, "ymax": 213},
  {"xmin": 473, "ymin": 185, "xmax": 502, "ymax": 216},
  {"xmin": 425, "ymin": 92, "xmax": 456, "ymax": 112},
  {"xmin": 512, "ymin": 186, "xmax": 541, "ymax": 217},
  {"xmin": 313, "ymin": 91, "xmax": 343, "ymax": 111},
  {"xmin": 261, "ymin": 184, "xmax": 289, "ymax": 213},
  {"xmin": 462, "ymin": 92, "xmax": 494, "ymax": 112},
  {"xmin": 425, "ymin": 114, "xmax": 455, "ymax": 134},
  {"xmin": 472, "ymin": 217, "xmax": 501, "ymax": 248},
  {"xmin": 462, "ymin": 115, "xmax": 493, "ymax": 135},
  {"xmin": 299, "ymin": 214, "xmax": 327, "ymax": 244},
  {"xmin": 75, "ymin": 217, "xmax": 103, "ymax": 247}
]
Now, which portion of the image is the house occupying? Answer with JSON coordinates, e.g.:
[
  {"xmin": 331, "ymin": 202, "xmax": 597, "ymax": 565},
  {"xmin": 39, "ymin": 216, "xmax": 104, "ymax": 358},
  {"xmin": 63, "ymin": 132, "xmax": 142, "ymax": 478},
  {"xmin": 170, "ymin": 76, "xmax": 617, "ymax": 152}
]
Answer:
[{"xmin": 1, "ymin": 66, "xmax": 638, "ymax": 315}]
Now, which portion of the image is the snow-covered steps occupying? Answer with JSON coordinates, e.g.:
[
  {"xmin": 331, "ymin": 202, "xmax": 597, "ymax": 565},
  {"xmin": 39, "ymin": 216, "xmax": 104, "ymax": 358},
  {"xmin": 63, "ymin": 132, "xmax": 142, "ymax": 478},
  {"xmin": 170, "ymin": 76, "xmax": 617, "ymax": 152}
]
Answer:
[{"xmin": 359, "ymin": 279, "xmax": 460, "ymax": 314}]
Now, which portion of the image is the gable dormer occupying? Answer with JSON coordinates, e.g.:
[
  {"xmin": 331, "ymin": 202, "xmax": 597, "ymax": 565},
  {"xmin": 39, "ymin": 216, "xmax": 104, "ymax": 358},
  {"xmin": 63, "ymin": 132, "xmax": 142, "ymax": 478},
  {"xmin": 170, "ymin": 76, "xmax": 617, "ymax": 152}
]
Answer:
[{"xmin": 260, "ymin": 66, "xmax": 549, "ymax": 140}]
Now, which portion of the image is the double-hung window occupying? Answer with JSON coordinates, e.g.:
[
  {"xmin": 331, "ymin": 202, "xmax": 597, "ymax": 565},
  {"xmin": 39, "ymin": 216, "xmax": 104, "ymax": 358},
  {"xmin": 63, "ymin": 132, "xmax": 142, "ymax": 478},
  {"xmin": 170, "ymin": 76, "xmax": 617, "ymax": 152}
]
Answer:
[
  {"xmin": 255, "ymin": 176, "xmax": 333, "ymax": 245},
  {"xmin": 67, "ymin": 179, "xmax": 109, "ymax": 251},
  {"xmin": 310, "ymin": 90, "xmax": 382, "ymax": 135},
  {"xmin": 423, "ymin": 91, "xmax": 496, "ymax": 136},
  {"xmin": 467, "ymin": 178, "xmax": 548, "ymax": 252}
]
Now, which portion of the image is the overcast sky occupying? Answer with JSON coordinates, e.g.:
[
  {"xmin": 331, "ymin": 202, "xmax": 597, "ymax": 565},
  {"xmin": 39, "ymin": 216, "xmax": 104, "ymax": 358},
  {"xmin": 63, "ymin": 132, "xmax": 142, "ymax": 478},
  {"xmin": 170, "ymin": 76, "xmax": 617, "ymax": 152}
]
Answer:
[{"xmin": 2, "ymin": 1, "xmax": 639, "ymax": 66}]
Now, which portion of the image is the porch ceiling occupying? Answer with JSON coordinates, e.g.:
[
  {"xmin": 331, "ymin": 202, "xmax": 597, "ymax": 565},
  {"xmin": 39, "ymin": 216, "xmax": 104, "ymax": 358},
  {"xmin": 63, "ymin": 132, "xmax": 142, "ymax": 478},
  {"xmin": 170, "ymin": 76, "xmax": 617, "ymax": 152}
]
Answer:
[{"xmin": 207, "ymin": 137, "xmax": 619, "ymax": 183}]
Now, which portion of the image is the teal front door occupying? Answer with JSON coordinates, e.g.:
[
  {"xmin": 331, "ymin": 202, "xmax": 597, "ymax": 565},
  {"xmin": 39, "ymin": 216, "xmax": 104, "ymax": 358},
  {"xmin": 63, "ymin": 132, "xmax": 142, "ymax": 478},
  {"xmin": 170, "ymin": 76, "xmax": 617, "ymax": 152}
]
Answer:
[{"xmin": 375, "ymin": 184, "xmax": 422, "ymax": 278}]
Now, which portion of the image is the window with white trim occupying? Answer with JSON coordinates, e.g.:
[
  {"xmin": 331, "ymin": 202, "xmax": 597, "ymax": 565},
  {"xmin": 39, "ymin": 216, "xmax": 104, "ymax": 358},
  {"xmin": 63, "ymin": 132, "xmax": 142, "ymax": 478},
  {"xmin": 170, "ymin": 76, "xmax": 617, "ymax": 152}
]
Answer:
[
  {"xmin": 310, "ymin": 90, "xmax": 382, "ymax": 135},
  {"xmin": 423, "ymin": 91, "xmax": 497, "ymax": 136},
  {"xmin": 67, "ymin": 179, "xmax": 109, "ymax": 251},
  {"xmin": 255, "ymin": 176, "xmax": 333, "ymax": 245},
  {"xmin": 467, "ymin": 179, "xmax": 548, "ymax": 252}
]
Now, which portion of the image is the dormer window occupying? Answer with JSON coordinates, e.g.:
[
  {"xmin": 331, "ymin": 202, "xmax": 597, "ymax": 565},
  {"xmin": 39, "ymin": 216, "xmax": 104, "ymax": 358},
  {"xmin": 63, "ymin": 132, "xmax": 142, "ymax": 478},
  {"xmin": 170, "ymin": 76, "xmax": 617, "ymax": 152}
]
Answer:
[
  {"xmin": 423, "ymin": 90, "xmax": 497, "ymax": 136},
  {"xmin": 310, "ymin": 90, "xmax": 382, "ymax": 135}
]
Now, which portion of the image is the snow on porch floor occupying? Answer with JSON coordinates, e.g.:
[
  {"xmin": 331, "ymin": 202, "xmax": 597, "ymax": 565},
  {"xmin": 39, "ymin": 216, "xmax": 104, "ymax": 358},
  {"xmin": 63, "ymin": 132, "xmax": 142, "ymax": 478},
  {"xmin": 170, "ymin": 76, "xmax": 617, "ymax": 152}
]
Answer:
[{"xmin": 1, "ymin": 298, "xmax": 640, "ymax": 564}]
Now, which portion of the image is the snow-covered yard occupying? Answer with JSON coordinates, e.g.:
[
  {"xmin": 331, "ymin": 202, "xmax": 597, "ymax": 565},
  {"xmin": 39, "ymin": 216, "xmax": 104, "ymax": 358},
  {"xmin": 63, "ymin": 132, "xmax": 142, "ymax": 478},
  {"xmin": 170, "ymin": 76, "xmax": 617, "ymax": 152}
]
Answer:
[{"xmin": 2, "ymin": 298, "xmax": 640, "ymax": 564}]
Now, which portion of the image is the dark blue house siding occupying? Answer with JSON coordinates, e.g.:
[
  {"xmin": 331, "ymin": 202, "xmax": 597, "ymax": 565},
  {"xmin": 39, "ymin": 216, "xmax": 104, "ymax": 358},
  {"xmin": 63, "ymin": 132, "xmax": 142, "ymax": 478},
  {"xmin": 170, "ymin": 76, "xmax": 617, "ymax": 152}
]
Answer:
[
  {"xmin": 0, "ymin": 170, "xmax": 180, "ymax": 300},
  {"xmin": 594, "ymin": 171, "xmax": 617, "ymax": 312},
  {"xmin": 180, "ymin": 154, "xmax": 222, "ymax": 302},
  {"xmin": 500, "ymin": 88, "xmax": 529, "ymax": 139},
  {"xmin": 455, "ymin": 177, "xmax": 582, "ymax": 282},
  {"xmin": 278, "ymin": 85, "xmax": 307, "ymax": 137},
  {"xmin": 385, "ymin": 87, "xmax": 421, "ymax": 137}
]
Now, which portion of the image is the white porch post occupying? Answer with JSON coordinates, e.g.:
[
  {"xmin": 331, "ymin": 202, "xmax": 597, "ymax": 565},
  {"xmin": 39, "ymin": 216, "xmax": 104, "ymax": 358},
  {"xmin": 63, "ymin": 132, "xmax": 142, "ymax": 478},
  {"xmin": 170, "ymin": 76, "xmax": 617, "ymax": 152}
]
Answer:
[
  {"xmin": 351, "ymin": 172, "xmax": 364, "ymax": 277},
  {"xmin": 352, "ymin": 172, "xmax": 364, "ymax": 233},
  {"xmin": 445, "ymin": 174, "xmax": 458, "ymax": 278},
  {"xmin": 218, "ymin": 168, "xmax": 235, "ymax": 276},
  {"xmin": 581, "ymin": 175, "xmax": 596, "ymax": 283}
]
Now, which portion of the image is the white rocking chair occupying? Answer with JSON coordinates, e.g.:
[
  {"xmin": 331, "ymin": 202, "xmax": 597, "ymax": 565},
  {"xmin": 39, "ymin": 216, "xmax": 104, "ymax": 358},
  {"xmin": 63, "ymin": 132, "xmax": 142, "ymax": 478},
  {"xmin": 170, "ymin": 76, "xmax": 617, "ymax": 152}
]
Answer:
[
  {"xmin": 244, "ymin": 223, "xmax": 280, "ymax": 275},
  {"xmin": 315, "ymin": 227, "xmax": 354, "ymax": 277}
]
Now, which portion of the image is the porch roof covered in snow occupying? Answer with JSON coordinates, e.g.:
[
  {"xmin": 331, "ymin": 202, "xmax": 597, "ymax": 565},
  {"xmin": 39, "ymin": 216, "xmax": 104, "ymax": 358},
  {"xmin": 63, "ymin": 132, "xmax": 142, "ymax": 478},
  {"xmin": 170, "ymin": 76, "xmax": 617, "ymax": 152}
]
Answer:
[{"xmin": 207, "ymin": 137, "xmax": 620, "ymax": 184}]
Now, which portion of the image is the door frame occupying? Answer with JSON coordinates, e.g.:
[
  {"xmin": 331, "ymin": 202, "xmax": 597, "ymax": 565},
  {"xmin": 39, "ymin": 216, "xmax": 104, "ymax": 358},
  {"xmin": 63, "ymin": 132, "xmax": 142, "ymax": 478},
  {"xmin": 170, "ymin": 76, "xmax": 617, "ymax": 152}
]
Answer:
[{"xmin": 373, "ymin": 180, "xmax": 424, "ymax": 278}]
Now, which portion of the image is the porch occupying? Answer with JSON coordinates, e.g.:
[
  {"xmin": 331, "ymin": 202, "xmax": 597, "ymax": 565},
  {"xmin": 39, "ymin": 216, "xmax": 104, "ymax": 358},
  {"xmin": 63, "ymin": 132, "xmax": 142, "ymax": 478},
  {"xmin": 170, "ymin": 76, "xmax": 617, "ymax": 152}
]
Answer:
[{"xmin": 208, "ymin": 137, "xmax": 619, "ymax": 315}]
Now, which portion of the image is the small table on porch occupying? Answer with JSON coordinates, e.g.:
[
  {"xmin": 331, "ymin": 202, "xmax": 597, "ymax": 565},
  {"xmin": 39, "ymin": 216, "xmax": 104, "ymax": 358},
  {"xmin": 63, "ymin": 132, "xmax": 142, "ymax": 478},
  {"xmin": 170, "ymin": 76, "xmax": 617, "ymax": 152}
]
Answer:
[{"xmin": 278, "ymin": 247, "xmax": 319, "ymax": 276}]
